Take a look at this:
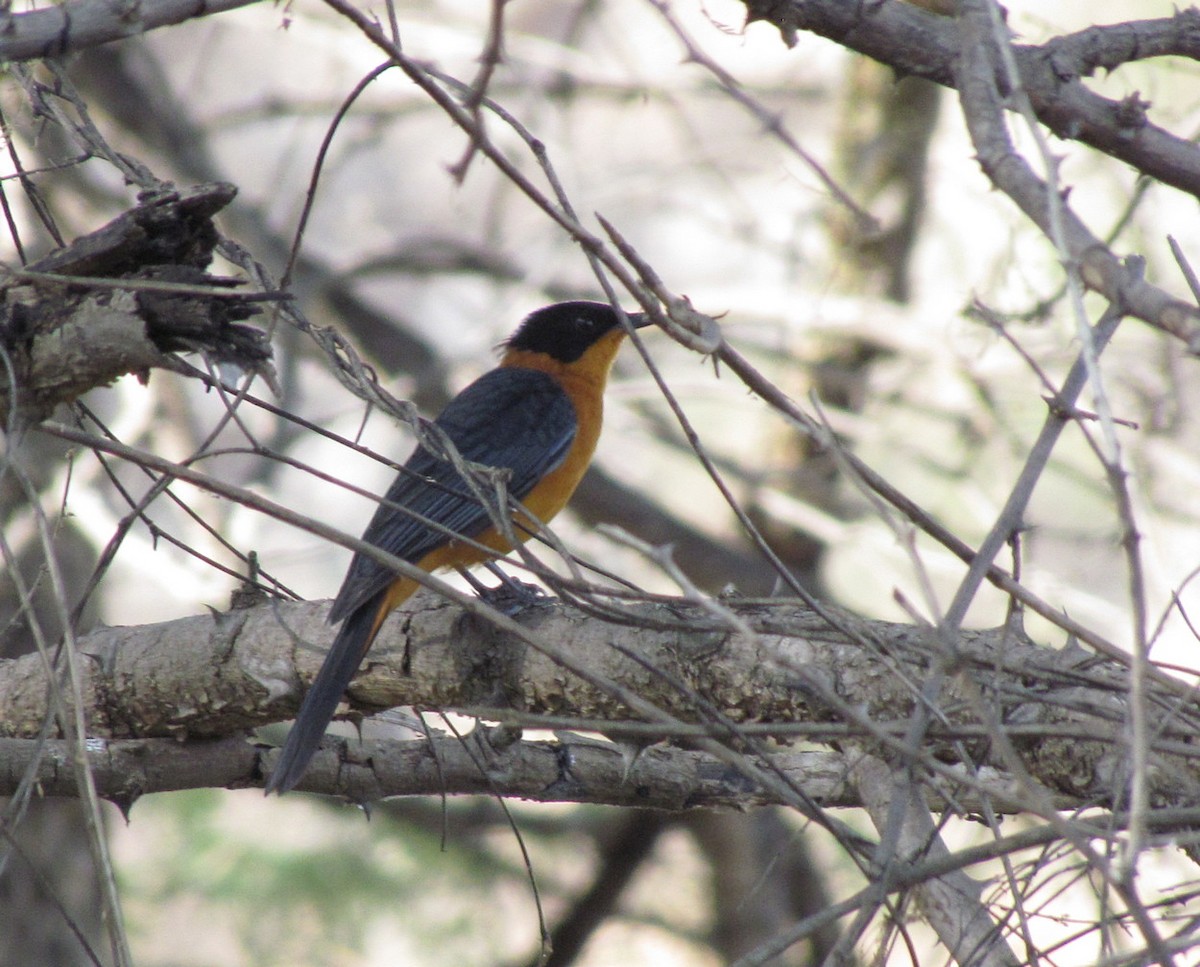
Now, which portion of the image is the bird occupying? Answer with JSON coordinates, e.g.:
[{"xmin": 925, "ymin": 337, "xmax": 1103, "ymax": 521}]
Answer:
[{"xmin": 266, "ymin": 300, "xmax": 649, "ymax": 794}]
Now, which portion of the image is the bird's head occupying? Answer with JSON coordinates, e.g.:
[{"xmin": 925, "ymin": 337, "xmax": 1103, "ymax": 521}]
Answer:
[{"xmin": 503, "ymin": 301, "xmax": 649, "ymax": 364}]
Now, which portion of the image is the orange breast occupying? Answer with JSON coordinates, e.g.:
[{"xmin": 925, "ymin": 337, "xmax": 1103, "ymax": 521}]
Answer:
[{"xmin": 498, "ymin": 326, "xmax": 625, "ymax": 534}]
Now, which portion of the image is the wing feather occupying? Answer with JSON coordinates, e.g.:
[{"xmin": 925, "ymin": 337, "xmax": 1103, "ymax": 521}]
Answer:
[{"xmin": 328, "ymin": 368, "xmax": 575, "ymax": 623}]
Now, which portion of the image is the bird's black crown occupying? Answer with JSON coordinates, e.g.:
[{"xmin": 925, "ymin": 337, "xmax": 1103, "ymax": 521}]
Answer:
[{"xmin": 505, "ymin": 301, "xmax": 646, "ymax": 363}]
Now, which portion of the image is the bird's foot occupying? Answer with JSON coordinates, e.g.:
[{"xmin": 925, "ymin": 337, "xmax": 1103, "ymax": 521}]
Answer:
[
  {"xmin": 478, "ymin": 575, "xmax": 545, "ymax": 616},
  {"xmin": 456, "ymin": 564, "xmax": 545, "ymax": 616}
]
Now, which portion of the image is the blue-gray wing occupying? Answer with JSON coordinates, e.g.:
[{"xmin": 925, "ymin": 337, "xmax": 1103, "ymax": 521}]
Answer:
[{"xmin": 327, "ymin": 367, "xmax": 576, "ymax": 623}]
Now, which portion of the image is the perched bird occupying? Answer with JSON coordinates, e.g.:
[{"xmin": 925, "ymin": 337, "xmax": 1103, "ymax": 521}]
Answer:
[{"xmin": 266, "ymin": 300, "xmax": 648, "ymax": 794}]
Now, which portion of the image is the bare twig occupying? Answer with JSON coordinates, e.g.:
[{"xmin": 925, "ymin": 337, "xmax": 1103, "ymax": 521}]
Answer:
[{"xmin": 647, "ymin": 0, "xmax": 876, "ymax": 234}]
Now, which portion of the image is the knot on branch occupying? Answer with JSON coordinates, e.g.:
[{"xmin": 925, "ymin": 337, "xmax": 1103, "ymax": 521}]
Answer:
[
  {"xmin": 0, "ymin": 182, "xmax": 276, "ymax": 424},
  {"xmin": 1113, "ymin": 91, "xmax": 1151, "ymax": 135}
]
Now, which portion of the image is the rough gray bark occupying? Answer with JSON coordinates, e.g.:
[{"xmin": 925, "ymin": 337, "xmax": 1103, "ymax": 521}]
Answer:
[
  {"xmin": 1, "ymin": 593, "xmax": 1196, "ymax": 817},
  {"xmin": 0, "ymin": 0, "xmax": 261, "ymax": 62},
  {"xmin": 742, "ymin": 1, "xmax": 1200, "ymax": 202}
]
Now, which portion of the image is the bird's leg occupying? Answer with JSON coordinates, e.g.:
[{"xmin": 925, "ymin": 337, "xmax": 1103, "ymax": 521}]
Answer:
[{"xmin": 454, "ymin": 565, "xmax": 493, "ymax": 598}]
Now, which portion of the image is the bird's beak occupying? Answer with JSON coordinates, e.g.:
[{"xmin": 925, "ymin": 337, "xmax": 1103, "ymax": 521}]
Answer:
[{"xmin": 625, "ymin": 311, "xmax": 652, "ymax": 330}]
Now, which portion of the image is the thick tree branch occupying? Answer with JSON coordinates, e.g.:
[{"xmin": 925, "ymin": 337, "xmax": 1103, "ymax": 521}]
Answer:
[
  {"xmin": 743, "ymin": 2, "xmax": 1200, "ymax": 199},
  {"xmin": 3, "ymin": 594, "xmax": 1200, "ymax": 814},
  {"xmin": 0, "ymin": 0, "xmax": 261, "ymax": 62},
  {"xmin": 734, "ymin": 3, "xmax": 1200, "ymax": 345},
  {"xmin": 0, "ymin": 734, "xmax": 855, "ymax": 811},
  {"xmin": 949, "ymin": 5, "xmax": 1200, "ymax": 352},
  {"xmin": 851, "ymin": 753, "xmax": 1020, "ymax": 967}
]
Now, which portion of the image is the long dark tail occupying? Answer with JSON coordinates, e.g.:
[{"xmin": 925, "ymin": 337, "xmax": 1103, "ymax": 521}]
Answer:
[{"xmin": 265, "ymin": 593, "xmax": 385, "ymax": 795}]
